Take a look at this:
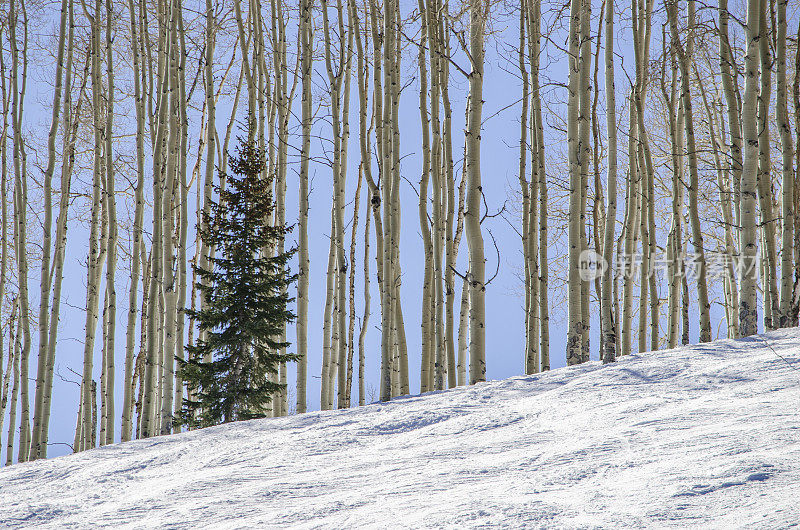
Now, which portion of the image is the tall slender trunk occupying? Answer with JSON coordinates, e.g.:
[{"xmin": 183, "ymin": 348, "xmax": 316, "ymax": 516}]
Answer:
[
  {"xmin": 739, "ymin": 0, "xmax": 762, "ymax": 337},
  {"xmin": 776, "ymin": 0, "xmax": 794, "ymax": 327},
  {"xmin": 30, "ymin": 0, "xmax": 70, "ymax": 460},
  {"xmin": 9, "ymin": 0, "xmax": 31, "ymax": 463},
  {"xmin": 601, "ymin": 0, "xmax": 617, "ymax": 363},
  {"xmin": 296, "ymin": 0, "xmax": 312, "ymax": 414},
  {"xmin": 466, "ymin": 0, "xmax": 487, "ymax": 383},
  {"xmin": 757, "ymin": 0, "xmax": 778, "ymax": 331}
]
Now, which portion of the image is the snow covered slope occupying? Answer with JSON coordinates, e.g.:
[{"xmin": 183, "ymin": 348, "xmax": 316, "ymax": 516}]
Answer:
[{"xmin": 2, "ymin": 331, "xmax": 799, "ymax": 528}]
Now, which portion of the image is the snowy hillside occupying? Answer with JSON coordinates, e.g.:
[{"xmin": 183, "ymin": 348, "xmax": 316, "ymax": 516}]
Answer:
[{"xmin": 1, "ymin": 331, "xmax": 799, "ymax": 528}]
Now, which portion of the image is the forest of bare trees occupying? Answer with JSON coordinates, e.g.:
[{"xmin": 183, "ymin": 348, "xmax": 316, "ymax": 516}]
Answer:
[{"xmin": 0, "ymin": 0, "xmax": 798, "ymax": 464}]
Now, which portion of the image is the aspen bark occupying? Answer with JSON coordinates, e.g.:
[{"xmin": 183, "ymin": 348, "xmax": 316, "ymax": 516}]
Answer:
[
  {"xmin": 122, "ymin": 0, "xmax": 146, "ymax": 443},
  {"xmin": 9, "ymin": 0, "xmax": 32, "ymax": 462},
  {"xmin": 739, "ymin": 0, "xmax": 761, "ymax": 337},
  {"xmin": 566, "ymin": 0, "xmax": 586, "ymax": 365},
  {"xmin": 296, "ymin": 0, "xmax": 312, "ymax": 415},
  {"xmin": 756, "ymin": 0, "xmax": 778, "ymax": 331},
  {"xmin": 466, "ymin": 0, "xmax": 487, "ymax": 383},
  {"xmin": 601, "ymin": 0, "xmax": 617, "ymax": 363},
  {"xmin": 668, "ymin": 0, "xmax": 711, "ymax": 342},
  {"xmin": 776, "ymin": 0, "xmax": 794, "ymax": 328},
  {"xmin": 6, "ymin": 302, "xmax": 20, "ymax": 465},
  {"xmin": 418, "ymin": 0, "xmax": 434, "ymax": 392},
  {"xmin": 30, "ymin": 0, "xmax": 70, "ymax": 460}
]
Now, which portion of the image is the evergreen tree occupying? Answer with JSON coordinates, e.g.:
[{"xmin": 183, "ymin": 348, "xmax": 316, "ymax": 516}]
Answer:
[{"xmin": 179, "ymin": 136, "xmax": 297, "ymax": 428}]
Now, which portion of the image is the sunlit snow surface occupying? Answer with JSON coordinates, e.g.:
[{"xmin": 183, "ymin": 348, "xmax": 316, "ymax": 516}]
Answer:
[{"xmin": 2, "ymin": 330, "xmax": 799, "ymax": 528}]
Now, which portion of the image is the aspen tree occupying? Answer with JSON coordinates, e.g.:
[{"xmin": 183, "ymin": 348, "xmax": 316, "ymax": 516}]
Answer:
[
  {"xmin": 0, "ymin": 47, "xmax": 7, "ymax": 450},
  {"xmin": 601, "ymin": 0, "xmax": 617, "ymax": 363},
  {"xmin": 320, "ymin": 0, "xmax": 349, "ymax": 409},
  {"xmin": 122, "ymin": 0, "xmax": 146, "ymax": 442},
  {"xmin": 566, "ymin": 0, "xmax": 586, "ymax": 365},
  {"xmin": 141, "ymin": 0, "xmax": 172, "ymax": 437},
  {"xmin": 345, "ymin": 170, "xmax": 363, "ymax": 407},
  {"xmin": 338, "ymin": 0, "xmax": 354, "ymax": 409},
  {"xmin": 351, "ymin": 0, "xmax": 384, "ymax": 403},
  {"xmin": 101, "ymin": 0, "xmax": 117, "ymax": 446},
  {"xmin": 30, "ymin": 0, "xmax": 70, "ymax": 460},
  {"xmin": 9, "ymin": 0, "xmax": 31, "ymax": 462},
  {"xmin": 159, "ymin": 0, "xmax": 183, "ymax": 435},
  {"xmin": 428, "ymin": 0, "xmax": 446, "ymax": 391},
  {"xmin": 465, "ymin": 0, "xmax": 487, "ymax": 383},
  {"xmin": 697, "ymin": 77, "xmax": 739, "ymax": 338},
  {"xmin": 174, "ymin": 1, "xmax": 190, "ymax": 427},
  {"xmin": 776, "ymin": 0, "xmax": 794, "ymax": 328},
  {"xmin": 630, "ymin": 0, "xmax": 658, "ymax": 351},
  {"xmin": 740, "ymin": 0, "xmax": 761, "ymax": 337},
  {"xmin": 719, "ymin": 0, "xmax": 743, "ymax": 237},
  {"xmin": 43, "ymin": 44, "xmax": 86, "ymax": 454},
  {"xmin": 377, "ymin": 0, "xmax": 394, "ymax": 401},
  {"xmin": 519, "ymin": 0, "xmax": 533, "ymax": 375},
  {"xmin": 440, "ymin": 7, "xmax": 461, "ymax": 384},
  {"xmin": 668, "ymin": 0, "xmax": 711, "ymax": 343},
  {"xmin": 195, "ymin": 0, "xmax": 217, "ymax": 420},
  {"xmin": 321, "ymin": 211, "xmax": 336, "ymax": 410},
  {"xmin": 359, "ymin": 188, "xmax": 371, "ymax": 406},
  {"xmin": 621, "ymin": 90, "xmax": 640, "ymax": 357},
  {"xmin": 5, "ymin": 301, "xmax": 19, "ymax": 465},
  {"xmin": 530, "ymin": 0, "xmax": 549, "ymax": 370},
  {"xmin": 418, "ymin": 0, "xmax": 434, "ymax": 392},
  {"xmin": 296, "ymin": 0, "xmax": 312, "ymax": 414},
  {"xmin": 756, "ymin": 0, "xmax": 778, "ymax": 331},
  {"xmin": 660, "ymin": 41, "xmax": 682, "ymax": 349}
]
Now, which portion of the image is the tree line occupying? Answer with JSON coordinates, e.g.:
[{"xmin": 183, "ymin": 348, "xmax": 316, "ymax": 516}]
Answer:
[{"xmin": 0, "ymin": 0, "xmax": 797, "ymax": 464}]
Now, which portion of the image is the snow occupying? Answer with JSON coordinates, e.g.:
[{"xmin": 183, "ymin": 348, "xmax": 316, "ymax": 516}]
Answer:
[{"xmin": 1, "ymin": 331, "xmax": 799, "ymax": 528}]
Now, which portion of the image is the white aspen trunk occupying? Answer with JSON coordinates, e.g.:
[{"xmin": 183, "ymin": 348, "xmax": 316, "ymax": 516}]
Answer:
[
  {"xmin": 173, "ymin": 2, "xmax": 190, "ymax": 427},
  {"xmin": 159, "ymin": 0, "xmax": 182, "ymax": 435},
  {"xmin": 345, "ymin": 169, "xmax": 363, "ymax": 407},
  {"xmin": 601, "ymin": 0, "xmax": 617, "ymax": 363},
  {"xmin": 141, "ymin": 0, "xmax": 172, "ymax": 437},
  {"xmin": 531, "ymin": 0, "xmax": 549, "ymax": 370},
  {"xmin": 698, "ymin": 75, "xmax": 739, "ymax": 338},
  {"xmin": 756, "ymin": 0, "xmax": 778, "ymax": 331},
  {"xmin": 377, "ymin": 0, "xmax": 394, "ymax": 402},
  {"xmin": 9, "ymin": 0, "xmax": 31, "ymax": 463},
  {"xmin": 777, "ymin": 0, "xmax": 794, "ymax": 327},
  {"xmin": 621, "ymin": 89, "xmax": 640, "ymax": 357},
  {"xmin": 739, "ymin": 0, "xmax": 761, "ymax": 337},
  {"xmin": 427, "ymin": 0, "xmax": 446, "ymax": 391},
  {"xmin": 661, "ymin": 42, "xmax": 684, "ymax": 349},
  {"xmin": 321, "ymin": 209, "xmax": 337, "ymax": 410},
  {"xmin": 417, "ymin": 0, "xmax": 434, "ymax": 392},
  {"xmin": 391, "ymin": 3, "xmax": 409, "ymax": 397},
  {"xmin": 349, "ymin": 0, "xmax": 372, "ymax": 407},
  {"xmin": 296, "ymin": 0, "xmax": 312, "ymax": 414},
  {"xmin": 6, "ymin": 302, "xmax": 20, "ymax": 465},
  {"xmin": 101, "ymin": 0, "xmax": 117, "ymax": 446},
  {"xmin": 519, "ymin": 0, "xmax": 533, "ymax": 375},
  {"xmin": 135, "ymin": 249, "xmax": 150, "ymax": 438},
  {"xmin": 668, "ymin": 0, "xmax": 711, "ymax": 342},
  {"xmin": 358, "ymin": 189, "xmax": 371, "ymax": 406},
  {"xmin": 441, "ymin": 12, "xmax": 460, "ymax": 383},
  {"xmin": 466, "ymin": 0, "xmax": 487, "ymax": 383},
  {"xmin": 0, "ymin": 27, "xmax": 8, "ymax": 453},
  {"xmin": 566, "ymin": 0, "xmax": 584, "ymax": 365},
  {"xmin": 337, "ymin": 0, "xmax": 353, "ymax": 409},
  {"xmin": 719, "ymin": 0, "xmax": 743, "ymax": 245},
  {"xmin": 122, "ymin": 0, "xmax": 146, "ymax": 443},
  {"xmin": 321, "ymin": 0, "xmax": 346, "ymax": 410},
  {"xmin": 30, "ymin": 0, "xmax": 70, "ymax": 460}
]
